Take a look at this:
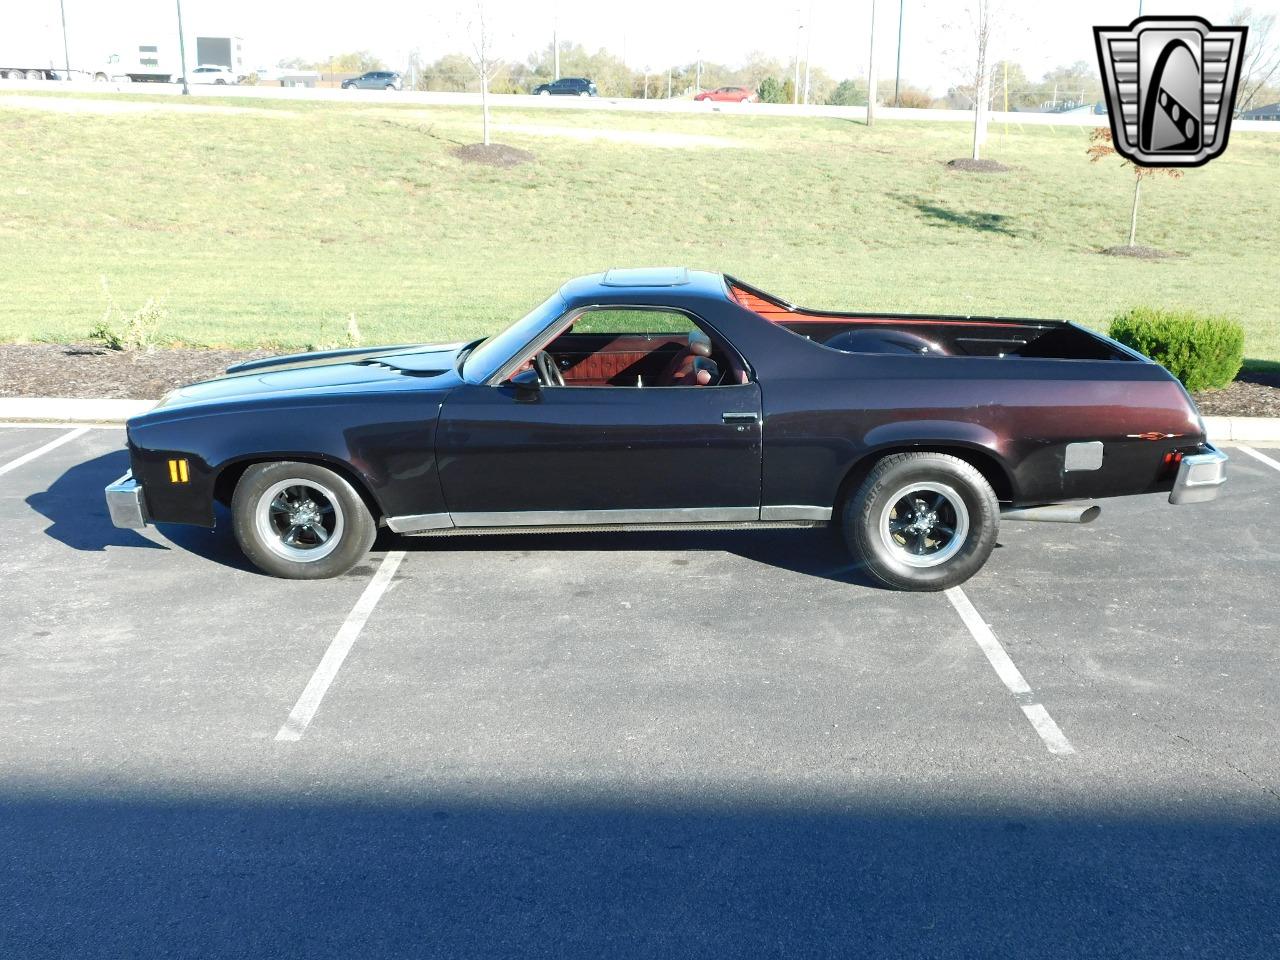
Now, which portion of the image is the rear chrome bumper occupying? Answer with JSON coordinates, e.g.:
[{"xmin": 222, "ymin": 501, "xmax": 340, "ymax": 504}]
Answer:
[
  {"xmin": 105, "ymin": 471, "xmax": 149, "ymax": 529},
  {"xmin": 1169, "ymin": 443, "xmax": 1228, "ymax": 505}
]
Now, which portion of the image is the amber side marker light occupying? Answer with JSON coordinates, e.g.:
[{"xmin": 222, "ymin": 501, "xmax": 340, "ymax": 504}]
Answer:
[{"xmin": 168, "ymin": 458, "xmax": 189, "ymax": 483}]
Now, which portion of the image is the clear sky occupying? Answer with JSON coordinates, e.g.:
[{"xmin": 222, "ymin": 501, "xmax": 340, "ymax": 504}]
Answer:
[{"xmin": 18, "ymin": 0, "xmax": 1273, "ymax": 93}]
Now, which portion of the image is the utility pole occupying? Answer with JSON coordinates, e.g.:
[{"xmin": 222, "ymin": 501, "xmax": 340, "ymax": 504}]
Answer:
[
  {"xmin": 59, "ymin": 0, "xmax": 71, "ymax": 78},
  {"xmin": 667, "ymin": 67, "xmax": 672, "ymax": 99},
  {"xmin": 792, "ymin": 11, "xmax": 802, "ymax": 104},
  {"xmin": 553, "ymin": 11, "xmax": 560, "ymax": 80},
  {"xmin": 802, "ymin": 1, "xmax": 813, "ymax": 104},
  {"xmin": 867, "ymin": 0, "xmax": 878, "ymax": 124},
  {"xmin": 1003, "ymin": 59, "xmax": 1009, "ymax": 134},
  {"xmin": 893, "ymin": 0, "xmax": 904, "ymax": 106},
  {"xmin": 175, "ymin": 0, "xmax": 190, "ymax": 95},
  {"xmin": 696, "ymin": 51, "xmax": 702, "ymax": 92}
]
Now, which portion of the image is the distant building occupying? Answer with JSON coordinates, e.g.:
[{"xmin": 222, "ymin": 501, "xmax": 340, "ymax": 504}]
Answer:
[
  {"xmin": 1241, "ymin": 102, "xmax": 1280, "ymax": 121},
  {"xmin": 278, "ymin": 71, "xmax": 319, "ymax": 88}
]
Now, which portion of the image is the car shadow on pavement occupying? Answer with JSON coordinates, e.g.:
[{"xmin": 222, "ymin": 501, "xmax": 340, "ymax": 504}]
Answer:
[
  {"xmin": 2, "ymin": 789, "xmax": 1276, "ymax": 959},
  {"xmin": 30, "ymin": 452, "xmax": 257, "ymax": 571},
  {"xmin": 381, "ymin": 527, "xmax": 883, "ymax": 589},
  {"xmin": 27, "ymin": 449, "xmax": 166, "ymax": 553}
]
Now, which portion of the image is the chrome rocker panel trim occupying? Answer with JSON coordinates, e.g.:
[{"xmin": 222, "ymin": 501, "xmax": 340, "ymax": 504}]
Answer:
[
  {"xmin": 105, "ymin": 471, "xmax": 149, "ymax": 529},
  {"xmin": 385, "ymin": 513, "xmax": 454, "ymax": 533},
  {"xmin": 385, "ymin": 505, "xmax": 833, "ymax": 536},
  {"xmin": 402, "ymin": 520, "xmax": 825, "ymax": 538},
  {"xmin": 1169, "ymin": 443, "xmax": 1228, "ymax": 505},
  {"xmin": 761, "ymin": 504, "xmax": 833, "ymax": 521}
]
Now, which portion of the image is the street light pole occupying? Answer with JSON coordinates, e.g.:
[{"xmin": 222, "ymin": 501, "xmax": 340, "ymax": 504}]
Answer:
[
  {"xmin": 802, "ymin": 1, "xmax": 813, "ymax": 105},
  {"xmin": 175, "ymin": 0, "xmax": 190, "ymax": 95},
  {"xmin": 793, "ymin": 12, "xmax": 802, "ymax": 105},
  {"xmin": 893, "ymin": 0, "xmax": 904, "ymax": 107},
  {"xmin": 867, "ymin": 0, "xmax": 878, "ymax": 125},
  {"xmin": 59, "ymin": 0, "xmax": 71, "ymax": 79}
]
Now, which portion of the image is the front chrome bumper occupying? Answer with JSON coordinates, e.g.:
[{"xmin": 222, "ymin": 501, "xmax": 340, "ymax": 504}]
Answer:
[
  {"xmin": 1169, "ymin": 443, "xmax": 1228, "ymax": 505},
  {"xmin": 105, "ymin": 471, "xmax": 149, "ymax": 529}
]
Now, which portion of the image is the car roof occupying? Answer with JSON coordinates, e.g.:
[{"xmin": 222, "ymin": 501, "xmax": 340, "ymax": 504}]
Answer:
[{"xmin": 559, "ymin": 268, "xmax": 727, "ymax": 305}]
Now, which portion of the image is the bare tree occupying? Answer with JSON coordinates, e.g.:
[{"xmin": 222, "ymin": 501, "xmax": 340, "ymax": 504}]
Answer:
[
  {"xmin": 461, "ymin": 1, "xmax": 505, "ymax": 146},
  {"xmin": 1232, "ymin": 7, "xmax": 1280, "ymax": 114},
  {"xmin": 1088, "ymin": 128, "xmax": 1183, "ymax": 248},
  {"xmin": 968, "ymin": 0, "xmax": 994, "ymax": 160}
]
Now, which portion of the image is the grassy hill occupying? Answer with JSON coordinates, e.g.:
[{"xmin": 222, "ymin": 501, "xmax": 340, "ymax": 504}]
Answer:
[{"xmin": 1, "ymin": 91, "xmax": 1277, "ymax": 363}]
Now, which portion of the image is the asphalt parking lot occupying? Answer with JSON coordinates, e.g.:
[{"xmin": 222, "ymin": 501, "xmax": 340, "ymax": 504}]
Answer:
[{"xmin": 3, "ymin": 423, "xmax": 1278, "ymax": 958}]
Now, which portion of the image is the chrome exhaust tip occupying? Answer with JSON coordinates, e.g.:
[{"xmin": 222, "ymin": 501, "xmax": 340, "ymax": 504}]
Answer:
[{"xmin": 1000, "ymin": 503, "xmax": 1101, "ymax": 524}]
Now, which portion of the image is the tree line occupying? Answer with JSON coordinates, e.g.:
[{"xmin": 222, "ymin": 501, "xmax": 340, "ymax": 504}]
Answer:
[{"xmin": 279, "ymin": 17, "xmax": 1279, "ymax": 115}]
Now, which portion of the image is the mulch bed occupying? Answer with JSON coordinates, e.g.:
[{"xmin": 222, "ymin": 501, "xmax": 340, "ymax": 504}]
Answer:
[
  {"xmin": 0, "ymin": 343, "xmax": 269, "ymax": 400},
  {"xmin": 1191, "ymin": 369, "xmax": 1280, "ymax": 418},
  {"xmin": 2, "ymin": 342, "xmax": 1277, "ymax": 418},
  {"xmin": 945, "ymin": 158, "xmax": 1012, "ymax": 173},
  {"xmin": 1100, "ymin": 244, "xmax": 1180, "ymax": 259},
  {"xmin": 450, "ymin": 143, "xmax": 535, "ymax": 168}
]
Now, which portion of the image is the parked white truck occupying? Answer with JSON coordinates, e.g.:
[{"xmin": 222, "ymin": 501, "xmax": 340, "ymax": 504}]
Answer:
[{"xmin": 0, "ymin": 16, "xmax": 122, "ymax": 81}]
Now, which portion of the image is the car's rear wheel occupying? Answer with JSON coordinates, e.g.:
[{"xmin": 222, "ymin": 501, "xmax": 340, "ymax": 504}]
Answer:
[
  {"xmin": 842, "ymin": 452, "xmax": 999, "ymax": 591},
  {"xmin": 232, "ymin": 461, "xmax": 376, "ymax": 579}
]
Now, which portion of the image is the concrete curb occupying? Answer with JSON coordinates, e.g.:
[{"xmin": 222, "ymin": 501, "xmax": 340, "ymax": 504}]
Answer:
[
  {"xmin": 1201, "ymin": 416, "xmax": 1280, "ymax": 444},
  {"xmin": 2, "ymin": 398, "xmax": 1279, "ymax": 445},
  {"xmin": 0, "ymin": 397, "xmax": 156, "ymax": 424}
]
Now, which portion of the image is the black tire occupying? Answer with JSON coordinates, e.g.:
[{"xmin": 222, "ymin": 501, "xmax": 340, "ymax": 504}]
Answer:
[
  {"xmin": 842, "ymin": 452, "xmax": 999, "ymax": 592},
  {"xmin": 231, "ymin": 461, "xmax": 377, "ymax": 579}
]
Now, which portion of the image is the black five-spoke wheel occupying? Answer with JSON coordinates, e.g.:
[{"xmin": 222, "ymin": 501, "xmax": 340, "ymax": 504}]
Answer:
[
  {"xmin": 844, "ymin": 452, "xmax": 998, "ymax": 591},
  {"xmin": 257, "ymin": 480, "xmax": 345, "ymax": 562},
  {"xmin": 232, "ymin": 461, "xmax": 377, "ymax": 579}
]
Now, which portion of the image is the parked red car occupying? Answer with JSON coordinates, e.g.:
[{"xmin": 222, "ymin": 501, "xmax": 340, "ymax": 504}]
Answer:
[{"xmin": 694, "ymin": 86, "xmax": 757, "ymax": 103}]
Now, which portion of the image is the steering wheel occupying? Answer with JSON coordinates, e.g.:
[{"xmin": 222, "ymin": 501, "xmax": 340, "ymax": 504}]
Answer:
[{"xmin": 534, "ymin": 351, "xmax": 564, "ymax": 387}]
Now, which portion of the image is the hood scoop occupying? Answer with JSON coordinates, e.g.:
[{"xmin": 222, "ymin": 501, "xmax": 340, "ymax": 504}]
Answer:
[{"xmin": 360, "ymin": 353, "xmax": 450, "ymax": 377}]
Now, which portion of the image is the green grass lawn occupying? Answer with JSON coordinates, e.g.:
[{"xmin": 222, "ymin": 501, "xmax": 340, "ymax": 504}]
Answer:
[{"xmin": 2, "ymin": 90, "xmax": 1277, "ymax": 363}]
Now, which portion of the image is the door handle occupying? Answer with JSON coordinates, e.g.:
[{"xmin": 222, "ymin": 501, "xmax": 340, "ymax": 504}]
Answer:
[{"xmin": 722, "ymin": 412, "xmax": 759, "ymax": 423}]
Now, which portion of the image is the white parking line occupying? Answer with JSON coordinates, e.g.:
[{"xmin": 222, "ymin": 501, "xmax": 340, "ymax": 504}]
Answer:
[
  {"xmin": 945, "ymin": 586, "xmax": 1076, "ymax": 756},
  {"xmin": 0, "ymin": 422, "xmax": 119, "ymax": 430},
  {"xmin": 0, "ymin": 426, "xmax": 91, "ymax": 477},
  {"xmin": 275, "ymin": 550, "xmax": 406, "ymax": 742},
  {"xmin": 1236, "ymin": 444, "xmax": 1280, "ymax": 475}
]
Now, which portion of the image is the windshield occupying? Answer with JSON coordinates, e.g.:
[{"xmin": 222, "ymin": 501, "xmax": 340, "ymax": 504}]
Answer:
[{"xmin": 462, "ymin": 291, "xmax": 567, "ymax": 384}]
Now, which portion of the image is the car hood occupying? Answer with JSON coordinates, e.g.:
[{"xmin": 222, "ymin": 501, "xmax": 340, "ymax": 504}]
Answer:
[{"xmin": 152, "ymin": 343, "xmax": 466, "ymax": 410}]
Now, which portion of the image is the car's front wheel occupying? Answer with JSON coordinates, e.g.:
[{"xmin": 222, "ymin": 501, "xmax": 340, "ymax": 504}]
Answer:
[
  {"xmin": 842, "ymin": 452, "xmax": 999, "ymax": 591},
  {"xmin": 232, "ymin": 461, "xmax": 376, "ymax": 579}
]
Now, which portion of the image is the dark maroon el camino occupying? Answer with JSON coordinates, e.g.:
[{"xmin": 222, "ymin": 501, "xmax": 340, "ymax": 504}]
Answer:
[{"xmin": 105, "ymin": 268, "xmax": 1227, "ymax": 590}]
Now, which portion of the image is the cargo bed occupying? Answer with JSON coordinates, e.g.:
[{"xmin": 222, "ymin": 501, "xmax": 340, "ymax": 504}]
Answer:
[{"xmin": 725, "ymin": 278, "xmax": 1135, "ymax": 362}]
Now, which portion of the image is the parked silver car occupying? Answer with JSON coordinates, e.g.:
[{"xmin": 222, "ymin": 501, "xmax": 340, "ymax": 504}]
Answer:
[{"xmin": 341, "ymin": 71, "xmax": 402, "ymax": 91}]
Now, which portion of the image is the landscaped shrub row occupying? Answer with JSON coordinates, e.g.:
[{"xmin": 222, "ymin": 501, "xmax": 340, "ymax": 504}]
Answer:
[{"xmin": 1109, "ymin": 307, "xmax": 1244, "ymax": 392}]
